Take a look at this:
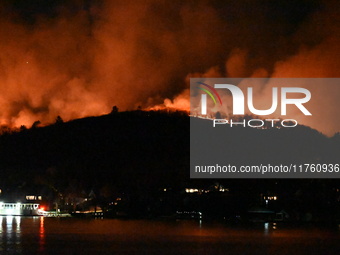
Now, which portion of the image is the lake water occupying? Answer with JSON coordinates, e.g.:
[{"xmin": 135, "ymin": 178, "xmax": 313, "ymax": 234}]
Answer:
[{"xmin": 0, "ymin": 216, "xmax": 339, "ymax": 254}]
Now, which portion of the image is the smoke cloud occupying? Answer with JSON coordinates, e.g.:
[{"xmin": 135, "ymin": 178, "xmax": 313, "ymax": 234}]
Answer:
[{"xmin": 0, "ymin": 0, "xmax": 338, "ymax": 134}]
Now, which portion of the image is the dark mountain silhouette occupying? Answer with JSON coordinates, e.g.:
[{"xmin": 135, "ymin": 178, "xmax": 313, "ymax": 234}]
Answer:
[
  {"xmin": 0, "ymin": 110, "xmax": 189, "ymax": 197},
  {"xmin": 191, "ymin": 116, "xmax": 339, "ymax": 166},
  {"xmin": 0, "ymin": 111, "xmax": 338, "ymax": 219}
]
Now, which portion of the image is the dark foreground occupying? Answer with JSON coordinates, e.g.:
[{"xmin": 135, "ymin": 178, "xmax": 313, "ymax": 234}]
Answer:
[{"xmin": 0, "ymin": 216, "xmax": 339, "ymax": 255}]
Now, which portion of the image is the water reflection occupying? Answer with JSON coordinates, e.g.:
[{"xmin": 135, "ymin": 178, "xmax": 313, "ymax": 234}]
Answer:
[
  {"xmin": 39, "ymin": 216, "xmax": 45, "ymax": 252},
  {"xmin": 0, "ymin": 216, "xmax": 22, "ymax": 254},
  {"xmin": 16, "ymin": 217, "xmax": 21, "ymax": 233},
  {"xmin": 264, "ymin": 222, "xmax": 269, "ymax": 235},
  {"xmin": 263, "ymin": 222, "xmax": 280, "ymax": 235},
  {"xmin": 0, "ymin": 217, "xmax": 338, "ymax": 254}
]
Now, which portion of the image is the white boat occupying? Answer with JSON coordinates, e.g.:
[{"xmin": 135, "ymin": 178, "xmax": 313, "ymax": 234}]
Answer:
[{"xmin": 0, "ymin": 202, "xmax": 41, "ymax": 216}]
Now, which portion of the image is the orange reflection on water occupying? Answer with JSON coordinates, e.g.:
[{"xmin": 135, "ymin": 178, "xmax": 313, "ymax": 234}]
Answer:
[{"xmin": 39, "ymin": 216, "xmax": 45, "ymax": 252}]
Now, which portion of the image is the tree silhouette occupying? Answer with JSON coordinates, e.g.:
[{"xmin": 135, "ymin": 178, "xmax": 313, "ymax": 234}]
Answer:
[
  {"xmin": 31, "ymin": 120, "xmax": 41, "ymax": 129},
  {"xmin": 110, "ymin": 106, "xmax": 119, "ymax": 114},
  {"xmin": 215, "ymin": 111, "xmax": 222, "ymax": 119},
  {"xmin": 20, "ymin": 125, "xmax": 27, "ymax": 132},
  {"xmin": 55, "ymin": 115, "xmax": 64, "ymax": 124}
]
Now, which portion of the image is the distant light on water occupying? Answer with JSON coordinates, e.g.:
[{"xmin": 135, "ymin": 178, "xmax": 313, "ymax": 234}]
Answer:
[{"xmin": 264, "ymin": 222, "xmax": 269, "ymax": 235}]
